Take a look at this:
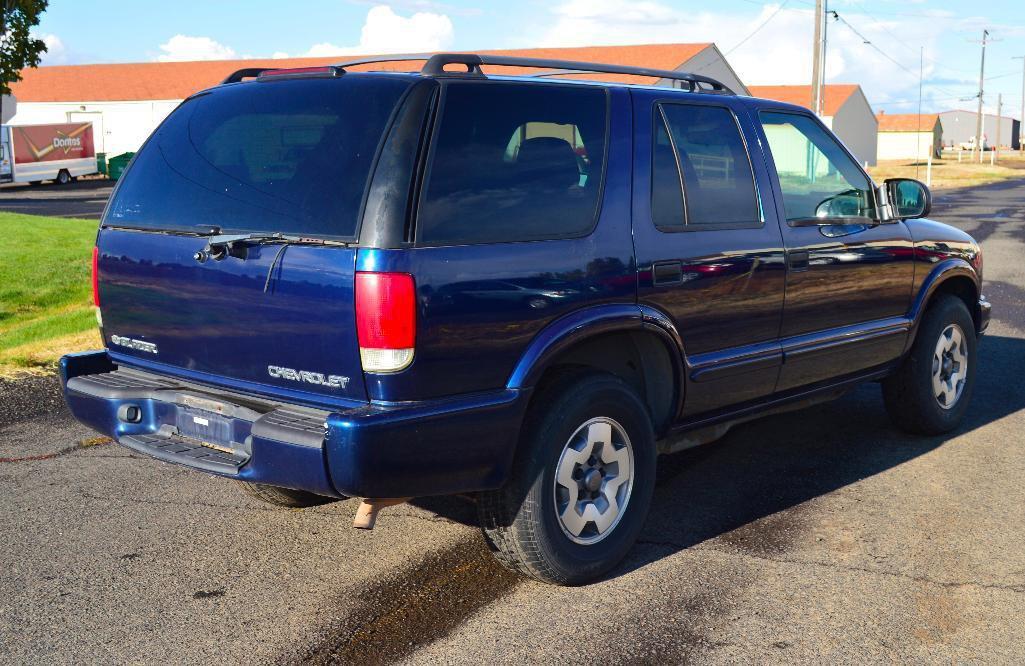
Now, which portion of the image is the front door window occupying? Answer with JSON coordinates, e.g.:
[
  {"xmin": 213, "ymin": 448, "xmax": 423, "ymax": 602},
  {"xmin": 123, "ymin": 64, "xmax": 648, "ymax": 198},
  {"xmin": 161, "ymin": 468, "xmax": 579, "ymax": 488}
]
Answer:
[{"xmin": 759, "ymin": 111, "xmax": 876, "ymax": 223}]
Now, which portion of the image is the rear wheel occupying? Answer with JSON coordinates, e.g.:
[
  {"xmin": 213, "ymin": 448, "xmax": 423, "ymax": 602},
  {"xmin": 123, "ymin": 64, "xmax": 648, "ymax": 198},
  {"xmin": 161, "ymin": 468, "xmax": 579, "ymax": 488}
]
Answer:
[
  {"xmin": 55, "ymin": 169, "xmax": 71, "ymax": 185},
  {"xmin": 882, "ymin": 295, "xmax": 977, "ymax": 434},
  {"xmin": 477, "ymin": 371, "xmax": 656, "ymax": 585},
  {"xmin": 236, "ymin": 481, "xmax": 338, "ymax": 508}
]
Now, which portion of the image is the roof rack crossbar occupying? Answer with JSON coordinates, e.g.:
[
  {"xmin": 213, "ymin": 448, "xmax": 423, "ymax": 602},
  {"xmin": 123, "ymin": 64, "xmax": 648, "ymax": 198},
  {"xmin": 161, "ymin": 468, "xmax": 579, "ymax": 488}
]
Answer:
[
  {"xmin": 221, "ymin": 68, "xmax": 277, "ymax": 84},
  {"xmin": 333, "ymin": 53, "xmax": 735, "ymax": 94}
]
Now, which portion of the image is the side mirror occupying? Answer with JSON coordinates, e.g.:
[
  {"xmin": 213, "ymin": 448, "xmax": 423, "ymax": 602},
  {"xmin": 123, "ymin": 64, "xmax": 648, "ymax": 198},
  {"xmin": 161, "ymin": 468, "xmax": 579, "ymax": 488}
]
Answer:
[{"xmin": 885, "ymin": 178, "xmax": 931, "ymax": 219}]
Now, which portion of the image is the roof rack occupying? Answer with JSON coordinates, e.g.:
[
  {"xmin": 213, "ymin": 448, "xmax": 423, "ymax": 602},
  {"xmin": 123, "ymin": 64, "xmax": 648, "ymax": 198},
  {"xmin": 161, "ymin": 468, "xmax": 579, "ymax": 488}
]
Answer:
[
  {"xmin": 221, "ymin": 68, "xmax": 274, "ymax": 84},
  {"xmin": 334, "ymin": 53, "xmax": 735, "ymax": 94}
]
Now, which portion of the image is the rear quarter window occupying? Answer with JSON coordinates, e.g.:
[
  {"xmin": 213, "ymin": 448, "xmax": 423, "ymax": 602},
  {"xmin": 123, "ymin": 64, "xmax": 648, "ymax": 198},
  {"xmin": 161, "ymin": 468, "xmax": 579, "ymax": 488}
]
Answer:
[
  {"xmin": 105, "ymin": 76, "xmax": 412, "ymax": 239},
  {"xmin": 417, "ymin": 81, "xmax": 608, "ymax": 245}
]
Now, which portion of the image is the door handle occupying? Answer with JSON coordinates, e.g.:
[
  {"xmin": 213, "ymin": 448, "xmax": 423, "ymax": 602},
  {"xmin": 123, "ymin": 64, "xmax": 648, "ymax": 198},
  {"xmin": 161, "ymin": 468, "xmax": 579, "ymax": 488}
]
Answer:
[
  {"xmin": 652, "ymin": 261, "xmax": 684, "ymax": 285},
  {"xmin": 788, "ymin": 251, "xmax": 810, "ymax": 272}
]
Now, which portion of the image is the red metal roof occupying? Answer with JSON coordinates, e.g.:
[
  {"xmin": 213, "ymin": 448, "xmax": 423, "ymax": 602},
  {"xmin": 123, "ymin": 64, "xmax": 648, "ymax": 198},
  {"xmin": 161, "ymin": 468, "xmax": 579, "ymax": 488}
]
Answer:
[
  {"xmin": 876, "ymin": 113, "xmax": 940, "ymax": 132},
  {"xmin": 11, "ymin": 43, "xmax": 713, "ymax": 103},
  {"xmin": 747, "ymin": 84, "xmax": 861, "ymax": 117}
]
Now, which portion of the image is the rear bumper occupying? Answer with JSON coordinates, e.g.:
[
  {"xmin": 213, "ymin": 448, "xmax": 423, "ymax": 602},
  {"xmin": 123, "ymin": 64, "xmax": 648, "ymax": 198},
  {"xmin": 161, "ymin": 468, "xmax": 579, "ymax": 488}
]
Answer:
[{"xmin": 60, "ymin": 351, "xmax": 530, "ymax": 498}]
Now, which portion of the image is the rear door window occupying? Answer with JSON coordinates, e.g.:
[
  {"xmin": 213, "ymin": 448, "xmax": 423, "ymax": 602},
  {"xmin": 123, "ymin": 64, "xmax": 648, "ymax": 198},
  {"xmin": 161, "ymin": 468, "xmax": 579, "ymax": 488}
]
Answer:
[
  {"xmin": 650, "ymin": 103, "xmax": 760, "ymax": 230},
  {"xmin": 105, "ymin": 76, "xmax": 412, "ymax": 239},
  {"xmin": 417, "ymin": 82, "xmax": 608, "ymax": 245}
]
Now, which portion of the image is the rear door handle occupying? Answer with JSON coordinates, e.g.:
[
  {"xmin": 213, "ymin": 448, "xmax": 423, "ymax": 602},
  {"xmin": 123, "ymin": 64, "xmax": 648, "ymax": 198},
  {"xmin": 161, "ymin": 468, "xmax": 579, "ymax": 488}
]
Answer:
[
  {"xmin": 788, "ymin": 251, "xmax": 810, "ymax": 272},
  {"xmin": 652, "ymin": 261, "xmax": 684, "ymax": 285}
]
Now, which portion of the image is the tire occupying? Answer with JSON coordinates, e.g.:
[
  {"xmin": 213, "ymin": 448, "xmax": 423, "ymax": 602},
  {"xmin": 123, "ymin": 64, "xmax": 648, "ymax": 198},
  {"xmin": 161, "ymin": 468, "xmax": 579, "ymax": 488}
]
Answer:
[
  {"xmin": 882, "ymin": 295, "xmax": 977, "ymax": 434},
  {"xmin": 56, "ymin": 170, "xmax": 71, "ymax": 185},
  {"xmin": 477, "ymin": 371, "xmax": 656, "ymax": 585},
  {"xmin": 236, "ymin": 481, "xmax": 338, "ymax": 508}
]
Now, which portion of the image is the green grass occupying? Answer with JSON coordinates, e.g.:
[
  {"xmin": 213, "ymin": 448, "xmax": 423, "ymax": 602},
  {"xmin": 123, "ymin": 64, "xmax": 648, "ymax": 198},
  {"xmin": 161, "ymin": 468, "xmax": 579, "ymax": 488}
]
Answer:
[{"xmin": 0, "ymin": 212, "xmax": 98, "ymax": 370}]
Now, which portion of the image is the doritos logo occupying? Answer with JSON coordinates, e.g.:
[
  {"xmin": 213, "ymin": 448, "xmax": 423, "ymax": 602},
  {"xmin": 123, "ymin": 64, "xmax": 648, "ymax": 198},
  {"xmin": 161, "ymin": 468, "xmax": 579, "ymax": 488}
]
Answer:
[
  {"xmin": 13, "ymin": 123, "xmax": 94, "ymax": 163},
  {"xmin": 52, "ymin": 133, "xmax": 83, "ymax": 154}
]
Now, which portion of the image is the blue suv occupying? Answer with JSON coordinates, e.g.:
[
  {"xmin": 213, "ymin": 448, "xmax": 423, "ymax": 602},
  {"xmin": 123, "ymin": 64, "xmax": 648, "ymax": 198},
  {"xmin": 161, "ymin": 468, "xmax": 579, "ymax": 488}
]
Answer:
[{"xmin": 62, "ymin": 54, "xmax": 990, "ymax": 585}]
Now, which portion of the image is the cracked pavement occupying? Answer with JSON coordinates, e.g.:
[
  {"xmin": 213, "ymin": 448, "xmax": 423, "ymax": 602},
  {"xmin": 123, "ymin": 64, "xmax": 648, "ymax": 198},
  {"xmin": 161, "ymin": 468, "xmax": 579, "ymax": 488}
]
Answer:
[{"xmin": 2, "ymin": 179, "xmax": 1025, "ymax": 663}]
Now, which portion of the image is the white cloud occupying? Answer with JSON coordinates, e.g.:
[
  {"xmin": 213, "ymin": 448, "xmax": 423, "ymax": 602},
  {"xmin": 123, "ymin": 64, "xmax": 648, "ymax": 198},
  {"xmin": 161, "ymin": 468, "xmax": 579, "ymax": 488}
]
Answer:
[
  {"xmin": 533, "ymin": 0, "xmax": 946, "ymax": 109},
  {"xmin": 274, "ymin": 5, "xmax": 454, "ymax": 58},
  {"xmin": 36, "ymin": 33, "xmax": 68, "ymax": 66},
  {"xmin": 156, "ymin": 35, "xmax": 237, "ymax": 62}
]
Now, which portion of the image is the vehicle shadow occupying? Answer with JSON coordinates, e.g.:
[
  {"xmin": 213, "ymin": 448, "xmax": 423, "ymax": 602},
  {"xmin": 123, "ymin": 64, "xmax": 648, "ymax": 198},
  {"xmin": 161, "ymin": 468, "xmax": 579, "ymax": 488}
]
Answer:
[{"xmin": 414, "ymin": 334, "xmax": 1025, "ymax": 579}]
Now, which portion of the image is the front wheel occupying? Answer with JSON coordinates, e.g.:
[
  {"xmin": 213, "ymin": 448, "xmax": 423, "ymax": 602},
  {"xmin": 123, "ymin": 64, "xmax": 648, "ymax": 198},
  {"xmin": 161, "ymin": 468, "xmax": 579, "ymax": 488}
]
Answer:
[
  {"xmin": 882, "ymin": 295, "xmax": 977, "ymax": 434},
  {"xmin": 477, "ymin": 371, "xmax": 656, "ymax": 585}
]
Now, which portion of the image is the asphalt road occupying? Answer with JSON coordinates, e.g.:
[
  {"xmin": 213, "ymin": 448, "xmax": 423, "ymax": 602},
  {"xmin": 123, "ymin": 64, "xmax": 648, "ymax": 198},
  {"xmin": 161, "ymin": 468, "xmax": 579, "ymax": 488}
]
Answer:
[
  {"xmin": 2, "ymin": 180, "xmax": 1024, "ymax": 664},
  {"xmin": 0, "ymin": 178, "xmax": 113, "ymax": 219}
]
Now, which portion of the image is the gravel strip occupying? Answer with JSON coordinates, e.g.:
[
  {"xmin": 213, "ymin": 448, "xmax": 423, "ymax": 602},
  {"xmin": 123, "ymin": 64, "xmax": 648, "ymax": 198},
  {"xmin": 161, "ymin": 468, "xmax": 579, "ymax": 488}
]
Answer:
[{"xmin": 0, "ymin": 373, "xmax": 66, "ymax": 429}]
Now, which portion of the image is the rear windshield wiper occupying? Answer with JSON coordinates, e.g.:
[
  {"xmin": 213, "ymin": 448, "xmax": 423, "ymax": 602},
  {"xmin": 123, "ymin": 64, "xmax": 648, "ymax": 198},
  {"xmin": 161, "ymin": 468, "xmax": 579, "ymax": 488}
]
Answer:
[
  {"xmin": 193, "ymin": 232, "xmax": 348, "ymax": 293},
  {"xmin": 194, "ymin": 232, "xmax": 345, "ymax": 262}
]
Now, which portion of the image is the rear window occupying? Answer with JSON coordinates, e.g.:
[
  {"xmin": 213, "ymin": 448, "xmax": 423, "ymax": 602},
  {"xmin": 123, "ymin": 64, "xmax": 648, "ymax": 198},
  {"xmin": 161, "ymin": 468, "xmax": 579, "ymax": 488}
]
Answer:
[
  {"xmin": 105, "ymin": 75, "xmax": 412, "ymax": 239},
  {"xmin": 417, "ymin": 81, "xmax": 608, "ymax": 245},
  {"xmin": 651, "ymin": 103, "xmax": 759, "ymax": 229}
]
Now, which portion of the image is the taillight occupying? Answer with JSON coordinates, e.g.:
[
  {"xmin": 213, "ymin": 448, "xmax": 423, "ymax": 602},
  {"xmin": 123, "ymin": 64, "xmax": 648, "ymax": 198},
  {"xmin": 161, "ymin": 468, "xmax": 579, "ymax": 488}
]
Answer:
[
  {"xmin": 355, "ymin": 272, "xmax": 416, "ymax": 373},
  {"xmin": 91, "ymin": 246, "xmax": 100, "ymax": 307},
  {"xmin": 92, "ymin": 246, "xmax": 103, "ymax": 329}
]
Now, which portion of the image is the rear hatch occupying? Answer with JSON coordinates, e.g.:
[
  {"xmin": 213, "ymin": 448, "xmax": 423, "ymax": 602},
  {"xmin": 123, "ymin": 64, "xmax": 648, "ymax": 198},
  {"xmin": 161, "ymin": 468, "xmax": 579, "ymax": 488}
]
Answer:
[{"xmin": 96, "ymin": 72, "xmax": 416, "ymax": 406}]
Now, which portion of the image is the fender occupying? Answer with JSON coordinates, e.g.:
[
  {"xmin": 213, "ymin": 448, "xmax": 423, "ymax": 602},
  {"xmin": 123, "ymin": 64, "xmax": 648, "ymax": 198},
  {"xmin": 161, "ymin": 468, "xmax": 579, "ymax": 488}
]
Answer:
[
  {"xmin": 505, "ymin": 303, "xmax": 686, "ymax": 396},
  {"xmin": 904, "ymin": 257, "xmax": 981, "ymax": 353}
]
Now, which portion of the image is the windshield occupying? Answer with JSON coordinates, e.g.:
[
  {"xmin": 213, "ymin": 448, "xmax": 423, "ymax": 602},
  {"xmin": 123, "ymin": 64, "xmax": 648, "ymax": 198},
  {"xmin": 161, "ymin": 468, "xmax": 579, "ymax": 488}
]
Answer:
[{"xmin": 105, "ymin": 75, "xmax": 412, "ymax": 239}]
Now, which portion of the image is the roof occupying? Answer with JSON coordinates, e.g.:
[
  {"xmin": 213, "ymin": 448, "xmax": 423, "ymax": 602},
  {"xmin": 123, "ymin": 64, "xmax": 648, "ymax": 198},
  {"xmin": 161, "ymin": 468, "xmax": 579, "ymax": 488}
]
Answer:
[
  {"xmin": 10, "ymin": 43, "xmax": 714, "ymax": 103},
  {"xmin": 746, "ymin": 84, "xmax": 860, "ymax": 116},
  {"xmin": 876, "ymin": 113, "xmax": 940, "ymax": 132},
  {"xmin": 938, "ymin": 109, "xmax": 1018, "ymax": 122}
]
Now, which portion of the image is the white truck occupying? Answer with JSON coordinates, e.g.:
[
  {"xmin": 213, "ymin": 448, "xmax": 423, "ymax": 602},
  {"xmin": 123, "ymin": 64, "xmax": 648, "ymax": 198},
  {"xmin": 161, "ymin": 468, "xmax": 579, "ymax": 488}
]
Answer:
[{"xmin": 0, "ymin": 122, "xmax": 98, "ymax": 185}]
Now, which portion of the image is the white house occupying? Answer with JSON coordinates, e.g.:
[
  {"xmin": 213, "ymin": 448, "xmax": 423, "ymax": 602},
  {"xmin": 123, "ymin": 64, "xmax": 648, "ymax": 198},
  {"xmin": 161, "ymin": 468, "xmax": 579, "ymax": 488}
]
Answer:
[
  {"xmin": 9, "ymin": 43, "xmax": 749, "ymax": 158},
  {"xmin": 747, "ymin": 84, "xmax": 878, "ymax": 166},
  {"xmin": 876, "ymin": 113, "xmax": 942, "ymax": 160}
]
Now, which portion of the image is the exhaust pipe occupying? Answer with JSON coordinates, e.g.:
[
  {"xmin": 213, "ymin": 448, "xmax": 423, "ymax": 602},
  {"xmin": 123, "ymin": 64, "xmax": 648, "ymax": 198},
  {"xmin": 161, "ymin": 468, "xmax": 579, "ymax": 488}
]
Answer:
[{"xmin": 353, "ymin": 497, "xmax": 411, "ymax": 529}]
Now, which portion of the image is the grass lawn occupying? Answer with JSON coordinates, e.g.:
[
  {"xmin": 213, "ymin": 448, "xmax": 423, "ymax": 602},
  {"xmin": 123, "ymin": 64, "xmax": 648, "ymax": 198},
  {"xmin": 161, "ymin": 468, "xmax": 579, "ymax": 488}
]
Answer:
[
  {"xmin": 0, "ymin": 212, "xmax": 101, "ymax": 376},
  {"xmin": 868, "ymin": 152, "xmax": 1025, "ymax": 190}
]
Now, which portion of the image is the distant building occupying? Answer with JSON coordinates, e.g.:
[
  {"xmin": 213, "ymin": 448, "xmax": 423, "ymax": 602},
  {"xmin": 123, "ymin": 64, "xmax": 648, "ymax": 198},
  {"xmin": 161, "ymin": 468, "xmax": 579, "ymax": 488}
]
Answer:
[
  {"xmin": 8, "ymin": 43, "xmax": 749, "ymax": 158},
  {"xmin": 938, "ymin": 110, "xmax": 1020, "ymax": 150},
  {"xmin": 876, "ymin": 112, "xmax": 942, "ymax": 160},
  {"xmin": 747, "ymin": 84, "xmax": 878, "ymax": 166}
]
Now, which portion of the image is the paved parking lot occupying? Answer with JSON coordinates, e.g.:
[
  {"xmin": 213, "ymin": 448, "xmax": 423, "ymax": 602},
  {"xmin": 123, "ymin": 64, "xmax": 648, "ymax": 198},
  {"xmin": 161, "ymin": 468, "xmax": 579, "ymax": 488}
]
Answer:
[
  {"xmin": 1, "ymin": 180, "xmax": 1024, "ymax": 663},
  {"xmin": 0, "ymin": 179, "xmax": 113, "ymax": 219}
]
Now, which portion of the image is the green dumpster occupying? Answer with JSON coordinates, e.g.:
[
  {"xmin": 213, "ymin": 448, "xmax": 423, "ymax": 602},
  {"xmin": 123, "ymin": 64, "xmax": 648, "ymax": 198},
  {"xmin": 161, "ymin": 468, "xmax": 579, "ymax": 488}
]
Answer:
[
  {"xmin": 107, "ymin": 152, "xmax": 134, "ymax": 181},
  {"xmin": 96, "ymin": 152, "xmax": 107, "ymax": 175}
]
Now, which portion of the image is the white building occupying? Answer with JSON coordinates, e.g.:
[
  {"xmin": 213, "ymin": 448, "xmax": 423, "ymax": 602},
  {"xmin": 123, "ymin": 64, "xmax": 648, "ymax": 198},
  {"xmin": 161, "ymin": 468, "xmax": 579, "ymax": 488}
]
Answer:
[
  {"xmin": 937, "ymin": 110, "xmax": 1020, "ymax": 150},
  {"xmin": 747, "ymin": 84, "xmax": 878, "ymax": 166},
  {"xmin": 9, "ymin": 43, "xmax": 749, "ymax": 158},
  {"xmin": 876, "ymin": 113, "xmax": 942, "ymax": 160}
]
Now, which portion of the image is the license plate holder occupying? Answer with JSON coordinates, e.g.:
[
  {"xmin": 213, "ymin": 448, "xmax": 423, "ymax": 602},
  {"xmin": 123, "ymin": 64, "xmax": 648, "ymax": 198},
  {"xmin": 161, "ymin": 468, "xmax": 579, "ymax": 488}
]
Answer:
[{"xmin": 175, "ymin": 408, "xmax": 234, "ymax": 449}]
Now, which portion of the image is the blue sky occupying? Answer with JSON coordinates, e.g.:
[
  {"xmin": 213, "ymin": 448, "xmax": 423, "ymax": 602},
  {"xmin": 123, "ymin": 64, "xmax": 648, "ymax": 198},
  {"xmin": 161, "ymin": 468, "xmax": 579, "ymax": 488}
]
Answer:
[{"xmin": 33, "ymin": 0, "xmax": 1025, "ymax": 116}]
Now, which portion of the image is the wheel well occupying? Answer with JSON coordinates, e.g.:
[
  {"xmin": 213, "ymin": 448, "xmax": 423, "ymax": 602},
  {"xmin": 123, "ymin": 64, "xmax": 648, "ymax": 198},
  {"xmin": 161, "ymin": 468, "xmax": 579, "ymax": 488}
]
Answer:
[
  {"xmin": 533, "ymin": 331, "xmax": 678, "ymax": 433},
  {"xmin": 929, "ymin": 276, "xmax": 978, "ymax": 330}
]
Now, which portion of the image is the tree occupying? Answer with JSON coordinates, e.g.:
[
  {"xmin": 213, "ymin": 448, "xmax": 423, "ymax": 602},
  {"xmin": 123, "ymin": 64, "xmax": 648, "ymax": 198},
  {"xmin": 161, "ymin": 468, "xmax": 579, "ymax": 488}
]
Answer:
[{"xmin": 0, "ymin": 0, "xmax": 49, "ymax": 121}]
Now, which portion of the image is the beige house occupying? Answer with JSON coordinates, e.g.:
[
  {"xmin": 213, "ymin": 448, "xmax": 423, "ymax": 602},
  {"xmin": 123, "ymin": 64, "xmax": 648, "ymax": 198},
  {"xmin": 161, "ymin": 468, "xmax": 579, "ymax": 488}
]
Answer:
[
  {"xmin": 747, "ymin": 84, "xmax": 878, "ymax": 166},
  {"xmin": 876, "ymin": 113, "xmax": 942, "ymax": 160}
]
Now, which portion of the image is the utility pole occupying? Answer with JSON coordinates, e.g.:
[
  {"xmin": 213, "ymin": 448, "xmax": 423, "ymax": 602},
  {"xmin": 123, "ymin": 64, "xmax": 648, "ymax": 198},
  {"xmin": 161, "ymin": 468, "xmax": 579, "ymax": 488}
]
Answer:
[
  {"xmin": 1015, "ymin": 56, "xmax": 1025, "ymax": 152},
  {"xmin": 811, "ymin": 0, "xmax": 828, "ymax": 116},
  {"xmin": 916, "ymin": 46, "xmax": 924, "ymax": 179},
  {"xmin": 975, "ymin": 29, "xmax": 989, "ymax": 160},
  {"xmin": 996, "ymin": 93, "xmax": 1002, "ymax": 160}
]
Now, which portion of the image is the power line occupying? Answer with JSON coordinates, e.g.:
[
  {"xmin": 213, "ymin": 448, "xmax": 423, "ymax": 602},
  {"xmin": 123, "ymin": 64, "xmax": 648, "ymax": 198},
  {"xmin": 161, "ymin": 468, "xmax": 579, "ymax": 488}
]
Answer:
[
  {"xmin": 723, "ymin": 0, "xmax": 793, "ymax": 56},
  {"xmin": 831, "ymin": 11, "xmax": 968, "ymax": 101}
]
